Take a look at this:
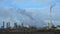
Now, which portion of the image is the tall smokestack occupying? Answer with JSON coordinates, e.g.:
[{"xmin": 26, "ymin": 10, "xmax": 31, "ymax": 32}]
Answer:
[
  {"xmin": 2, "ymin": 21, "xmax": 5, "ymax": 29},
  {"xmin": 50, "ymin": 4, "xmax": 54, "ymax": 23},
  {"xmin": 6, "ymin": 22, "xmax": 10, "ymax": 29},
  {"xmin": 49, "ymin": 3, "xmax": 55, "ymax": 29},
  {"xmin": 14, "ymin": 22, "xmax": 17, "ymax": 29}
]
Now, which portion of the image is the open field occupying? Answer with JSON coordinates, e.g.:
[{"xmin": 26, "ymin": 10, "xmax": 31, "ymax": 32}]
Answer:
[
  {"xmin": 0, "ymin": 31, "xmax": 60, "ymax": 34},
  {"xmin": 0, "ymin": 29, "xmax": 60, "ymax": 34}
]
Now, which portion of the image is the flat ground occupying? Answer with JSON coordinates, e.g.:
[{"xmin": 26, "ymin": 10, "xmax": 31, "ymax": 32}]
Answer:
[{"xmin": 0, "ymin": 32, "xmax": 60, "ymax": 34}]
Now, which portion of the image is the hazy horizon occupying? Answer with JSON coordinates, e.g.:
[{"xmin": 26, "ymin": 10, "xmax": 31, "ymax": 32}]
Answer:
[{"xmin": 0, "ymin": 0, "xmax": 60, "ymax": 28}]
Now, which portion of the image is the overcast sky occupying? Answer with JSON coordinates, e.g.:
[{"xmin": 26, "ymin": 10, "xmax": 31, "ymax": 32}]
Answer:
[{"xmin": 0, "ymin": 0, "xmax": 60, "ymax": 28}]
